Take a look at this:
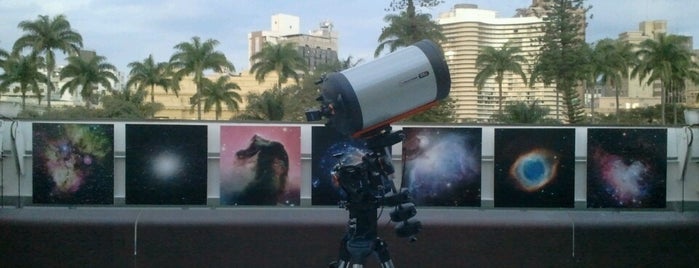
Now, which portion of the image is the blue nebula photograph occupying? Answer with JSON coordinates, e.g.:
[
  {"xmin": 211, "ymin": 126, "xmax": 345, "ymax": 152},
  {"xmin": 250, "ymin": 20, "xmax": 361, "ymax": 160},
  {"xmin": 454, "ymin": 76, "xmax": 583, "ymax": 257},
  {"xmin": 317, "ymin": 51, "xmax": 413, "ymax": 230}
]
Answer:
[
  {"xmin": 494, "ymin": 128, "xmax": 575, "ymax": 208},
  {"xmin": 310, "ymin": 126, "xmax": 370, "ymax": 206},
  {"xmin": 125, "ymin": 124, "xmax": 208, "ymax": 205},
  {"xmin": 401, "ymin": 127, "xmax": 481, "ymax": 207},
  {"xmin": 587, "ymin": 128, "xmax": 666, "ymax": 208}
]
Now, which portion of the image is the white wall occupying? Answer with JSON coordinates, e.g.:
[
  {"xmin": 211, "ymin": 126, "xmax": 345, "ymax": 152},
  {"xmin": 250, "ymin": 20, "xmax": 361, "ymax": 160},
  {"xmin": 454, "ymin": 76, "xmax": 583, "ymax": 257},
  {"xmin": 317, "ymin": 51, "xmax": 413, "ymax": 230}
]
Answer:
[{"xmin": 1, "ymin": 120, "xmax": 698, "ymax": 208}]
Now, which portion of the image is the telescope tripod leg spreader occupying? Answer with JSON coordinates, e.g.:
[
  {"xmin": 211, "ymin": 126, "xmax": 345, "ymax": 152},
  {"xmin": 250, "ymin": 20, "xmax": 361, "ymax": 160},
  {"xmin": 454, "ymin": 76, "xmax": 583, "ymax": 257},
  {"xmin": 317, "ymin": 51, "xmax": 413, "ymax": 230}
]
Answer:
[{"xmin": 330, "ymin": 235, "xmax": 394, "ymax": 268}]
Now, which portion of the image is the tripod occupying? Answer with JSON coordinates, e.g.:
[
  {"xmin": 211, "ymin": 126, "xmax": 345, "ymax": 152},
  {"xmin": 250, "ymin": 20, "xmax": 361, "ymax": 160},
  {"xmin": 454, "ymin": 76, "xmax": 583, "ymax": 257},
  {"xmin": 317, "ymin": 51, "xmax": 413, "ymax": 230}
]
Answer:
[{"xmin": 329, "ymin": 126, "xmax": 420, "ymax": 268}]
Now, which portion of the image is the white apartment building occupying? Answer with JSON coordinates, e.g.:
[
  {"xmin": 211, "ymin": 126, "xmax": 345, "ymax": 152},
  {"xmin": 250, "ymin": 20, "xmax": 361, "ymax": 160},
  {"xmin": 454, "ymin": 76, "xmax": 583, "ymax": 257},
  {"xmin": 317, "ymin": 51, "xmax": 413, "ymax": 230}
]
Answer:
[{"xmin": 437, "ymin": 4, "xmax": 560, "ymax": 122}]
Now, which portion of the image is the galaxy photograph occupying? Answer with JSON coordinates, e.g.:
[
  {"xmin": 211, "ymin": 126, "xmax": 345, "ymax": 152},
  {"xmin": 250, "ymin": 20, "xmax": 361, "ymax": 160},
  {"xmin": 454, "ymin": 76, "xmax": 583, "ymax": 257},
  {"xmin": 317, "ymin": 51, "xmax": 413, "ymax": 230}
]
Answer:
[
  {"xmin": 311, "ymin": 126, "xmax": 370, "ymax": 206},
  {"xmin": 401, "ymin": 127, "xmax": 481, "ymax": 206},
  {"xmin": 125, "ymin": 124, "xmax": 207, "ymax": 205},
  {"xmin": 32, "ymin": 123, "xmax": 114, "ymax": 205},
  {"xmin": 587, "ymin": 128, "xmax": 666, "ymax": 208},
  {"xmin": 494, "ymin": 128, "xmax": 575, "ymax": 208},
  {"xmin": 219, "ymin": 126, "xmax": 301, "ymax": 206}
]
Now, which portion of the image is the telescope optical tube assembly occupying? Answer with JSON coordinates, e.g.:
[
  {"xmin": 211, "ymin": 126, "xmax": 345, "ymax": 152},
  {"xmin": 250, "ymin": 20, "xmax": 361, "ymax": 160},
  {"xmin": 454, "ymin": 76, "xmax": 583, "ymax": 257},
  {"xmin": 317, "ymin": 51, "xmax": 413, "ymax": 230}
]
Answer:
[{"xmin": 319, "ymin": 39, "xmax": 451, "ymax": 137}]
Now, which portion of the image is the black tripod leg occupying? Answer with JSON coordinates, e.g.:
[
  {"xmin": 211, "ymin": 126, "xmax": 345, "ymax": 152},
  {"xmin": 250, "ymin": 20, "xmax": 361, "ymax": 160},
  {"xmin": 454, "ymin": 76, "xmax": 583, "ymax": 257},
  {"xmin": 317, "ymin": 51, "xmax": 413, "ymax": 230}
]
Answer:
[
  {"xmin": 330, "ymin": 235, "xmax": 352, "ymax": 268},
  {"xmin": 374, "ymin": 238, "xmax": 394, "ymax": 268}
]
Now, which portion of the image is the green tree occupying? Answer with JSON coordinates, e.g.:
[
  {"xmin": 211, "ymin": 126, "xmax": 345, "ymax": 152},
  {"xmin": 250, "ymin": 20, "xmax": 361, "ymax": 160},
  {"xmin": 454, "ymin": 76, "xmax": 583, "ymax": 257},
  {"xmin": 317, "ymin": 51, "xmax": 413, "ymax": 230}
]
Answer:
[
  {"xmin": 127, "ymin": 54, "xmax": 178, "ymax": 103},
  {"xmin": 375, "ymin": 0, "xmax": 446, "ymax": 57},
  {"xmin": 192, "ymin": 76, "xmax": 242, "ymax": 120},
  {"xmin": 101, "ymin": 88, "xmax": 163, "ymax": 119},
  {"xmin": 249, "ymin": 42, "xmax": 308, "ymax": 89},
  {"xmin": 491, "ymin": 100, "xmax": 560, "ymax": 124},
  {"xmin": 0, "ymin": 52, "xmax": 47, "ymax": 108},
  {"xmin": 237, "ymin": 86, "xmax": 286, "ymax": 121},
  {"xmin": 59, "ymin": 54, "xmax": 118, "ymax": 108},
  {"xmin": 474, "ymin": 43, "xmax": 528, "ymax": 114},
  {"xmin": 170, "ymin": 36, "xmax": 234, "ymax": 120},
  {"xmin": 403, "ymin": 97, "xmax": 457, "ymax": 123},
  {"xmin": 13, "ymin": 14, "xmax": 83, "ymax": 109},
  {"xmin": 589, "ymin": 39, "xmax": 636, "ymax": 123},
  {"xmin": 0, "ymin": 47, "xmax": 9, "ymax": 67},
  {"xmin": 530, "ymin": 0, "xmax": 589, "ymax": 124},
  {"xmin": 632, "ymin": 34, "xmax": 699, "ymax": 124}
]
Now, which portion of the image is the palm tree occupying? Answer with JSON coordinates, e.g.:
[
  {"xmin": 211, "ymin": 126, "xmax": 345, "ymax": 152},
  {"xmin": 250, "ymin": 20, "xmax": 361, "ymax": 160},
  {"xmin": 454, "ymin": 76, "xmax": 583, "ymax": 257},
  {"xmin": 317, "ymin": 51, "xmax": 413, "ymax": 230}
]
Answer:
[
  {"xmin": 249, "ymin": 42, "xmax": 308, "ymax": 89},
  {"xmin": 0, "ymin": 48, "xmax": 9, "ymax": 67},
  {"xmin": 193, "ymin": 76, "xmax": 242, "ymax": 120},
  {"xmin": 474, "ymin": 43, "xmax": 528, "ymax": 114},
  {"xmin": 170, "ymin": 36, "xmax": 234, "ymax": 120},
  {"xmin": 631, "ymin": 34, "xmax": 699, "ymax": 124},
  {"xmin": 127, "ymin": 55, "xmax": 178, "ymax": 103},
  {"xmin": 0, "ymin": 52, "xmax": 47, "ymax": 108},
  {"xmin": 591, "ymin": 39, "xmax": 636, "ymax": 123},
  {"xmin": 59, "ymin": 54, "xmax": 118, "ymax": 108},
  {"xmin": 375, "ymin": 0, "xmax": 445, "ymax": 57},
  {"xmin": 13, "ymin": 14, "xmax": 83, "ymax": 108}
]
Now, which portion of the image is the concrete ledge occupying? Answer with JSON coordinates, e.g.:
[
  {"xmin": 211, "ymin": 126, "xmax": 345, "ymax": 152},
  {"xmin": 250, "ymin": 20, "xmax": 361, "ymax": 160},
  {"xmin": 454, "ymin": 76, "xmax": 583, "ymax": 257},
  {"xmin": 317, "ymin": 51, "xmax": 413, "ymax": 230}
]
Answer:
[{"xmin": 1, "ymin": 207, "xmax": 698, "ymax": 267}]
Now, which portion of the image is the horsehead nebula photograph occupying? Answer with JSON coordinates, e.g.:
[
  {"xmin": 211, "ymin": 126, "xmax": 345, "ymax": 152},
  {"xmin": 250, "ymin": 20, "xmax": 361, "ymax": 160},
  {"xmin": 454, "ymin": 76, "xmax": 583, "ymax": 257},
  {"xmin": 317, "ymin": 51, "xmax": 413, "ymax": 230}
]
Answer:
[
  {"xmin": 401, "ymin": 127, "xmax": 482, "ymax": 207},
  {"xmin": 219, "ymin": 125, "xmax": 301, "ymax": 206},
  {"xmin": 32, "ymin": 123, "xmax": 114, "ymax": 204},
  {"xmin": 125, "ymin": 124, "xmax": 207, "ymax": 205},
  {"xmin": 494, "ymin": 128, "xmax": 575, "ymax": 208},
  {"xmin": 587, "ymin": 128, "xmax": 666, "ymax": 208}
]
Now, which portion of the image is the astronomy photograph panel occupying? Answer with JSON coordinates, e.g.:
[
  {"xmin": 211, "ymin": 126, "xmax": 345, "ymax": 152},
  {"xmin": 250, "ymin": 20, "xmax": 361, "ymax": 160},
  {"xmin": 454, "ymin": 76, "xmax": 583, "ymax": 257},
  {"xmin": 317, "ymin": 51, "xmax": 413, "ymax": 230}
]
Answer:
[
  {"xmin": 586, "ymin": 128, "xmax": 667, "ymax": 208},
  {"xmin": 310, "ymin": 126, "xmax": 370, "ymax": 206},
  {"xmin": 401, "ymin": 127, "xmax": 481, "ymax": 207},
  {"xmin": 493, "ymin": 128, "xmax": 575, "ymax": 208},
  {"xmin": 219, "ymin": 125, "xmax": 301, "ymax": 206},
  {"xmin": 125, "ymin": 124, "xmax": 208, "ymax": 205},
  {"xmin": 32, "ymin": 123, "xmax": 114, "ymax": 205}
]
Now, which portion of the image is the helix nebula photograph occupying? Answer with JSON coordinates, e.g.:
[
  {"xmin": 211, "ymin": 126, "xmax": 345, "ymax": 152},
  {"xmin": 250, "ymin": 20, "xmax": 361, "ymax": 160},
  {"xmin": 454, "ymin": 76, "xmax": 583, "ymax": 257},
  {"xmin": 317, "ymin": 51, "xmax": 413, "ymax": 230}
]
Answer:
[
  {"xmin": 32, "ymin": 123, "xmax": 114, "ymax": 205},
  {"xmin": 401, "ymin": 127, "xmax": 481, "ymax": 207},
  {"xmin": 219, "ymin": 125, "xmax": 301, "ymax": 206},
  {"xmin": 587, "ymin": 128, "xmax": 666, "ymax": 208},
  {"xmin": 494, "ymin": 128, "xmax": 575, "ymax": 208},
  {"xmin": 125, "ymin": 124, "xmax": 207, "ymax": 205}
]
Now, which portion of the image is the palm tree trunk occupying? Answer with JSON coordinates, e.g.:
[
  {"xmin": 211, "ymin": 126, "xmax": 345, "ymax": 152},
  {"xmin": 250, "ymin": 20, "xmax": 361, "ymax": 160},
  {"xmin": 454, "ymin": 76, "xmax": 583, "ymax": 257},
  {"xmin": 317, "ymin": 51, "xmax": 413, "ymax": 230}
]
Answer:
[
  {"xmin": 46, "ymin": 65, "xmax": 54, "ymax": 109},
  {"xmin": 151, "ymin": 85, "xmax": 155, "ymax": 103},
  {"xmin": 615, "ymin": 85, "xmax": 620, "ymax": 124},
  {"xmin": 498, "ymin": 81, "xmax": 503, "ymax": 114},
  {"xmin": 660, "ymin": 83, "xmax": 666, "ymax": 125},
  {"xmin": 197, "ymin": 83, "xmax": 202, "ymax": 120},
  {"xmin": 590, "ymin": 86, "xmax": 595, "ymax": 124}
]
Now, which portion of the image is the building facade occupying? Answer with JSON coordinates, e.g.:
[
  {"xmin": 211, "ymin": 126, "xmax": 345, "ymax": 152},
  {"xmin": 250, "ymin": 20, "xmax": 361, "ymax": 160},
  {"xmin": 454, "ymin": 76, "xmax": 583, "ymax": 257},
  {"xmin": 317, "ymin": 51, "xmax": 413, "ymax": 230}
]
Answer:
[
  {"xmin": 248, "ymin": 14, "xmax": 338, "ymax": 72},
  {"xmin": 437, "ymin": 4, "xmax": 560, "ymax": 122}
]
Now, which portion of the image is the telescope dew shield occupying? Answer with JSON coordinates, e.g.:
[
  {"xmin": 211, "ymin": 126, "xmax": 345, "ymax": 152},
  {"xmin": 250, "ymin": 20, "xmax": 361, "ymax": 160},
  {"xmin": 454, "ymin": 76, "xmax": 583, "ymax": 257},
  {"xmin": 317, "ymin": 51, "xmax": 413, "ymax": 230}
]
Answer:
[{"xmin": 320, "ymin": 39, "xmax": 451, "ymax": 136}]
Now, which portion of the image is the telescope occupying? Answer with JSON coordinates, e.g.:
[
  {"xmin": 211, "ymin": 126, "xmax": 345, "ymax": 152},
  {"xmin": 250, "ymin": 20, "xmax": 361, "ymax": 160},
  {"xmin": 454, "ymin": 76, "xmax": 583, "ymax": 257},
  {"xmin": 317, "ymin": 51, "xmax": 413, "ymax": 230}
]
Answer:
[
  {"xmin": 306, "ymin": 39, "xmax": 451, "ymax": 138},
  {"xmin": 311, "ymin": 39, "xmax": 451, "ymax": 268}
]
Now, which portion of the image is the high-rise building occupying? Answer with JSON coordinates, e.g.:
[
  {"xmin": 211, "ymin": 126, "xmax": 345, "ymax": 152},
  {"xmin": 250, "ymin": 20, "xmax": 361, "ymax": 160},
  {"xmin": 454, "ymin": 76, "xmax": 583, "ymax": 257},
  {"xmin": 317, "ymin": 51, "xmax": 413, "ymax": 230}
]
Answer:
[
  {"xmin": 595, "ymin": 20, "xmax": 699, "ymax": 114},
  {"xmin": 437, "ymin": 4, "xmax": 560, "ymax": 122},
  {"xmin": 248, "ymin": 14, "xmax": 338, "ymax": 71}
]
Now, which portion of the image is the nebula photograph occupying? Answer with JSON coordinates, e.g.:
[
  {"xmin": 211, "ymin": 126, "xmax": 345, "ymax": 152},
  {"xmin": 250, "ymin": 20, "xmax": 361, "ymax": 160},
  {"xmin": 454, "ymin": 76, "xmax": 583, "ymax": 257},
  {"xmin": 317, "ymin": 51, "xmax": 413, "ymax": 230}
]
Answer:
[
  {"xmin": 401, "ymin": 127, "xmax": 481, "ymax": 206},
  {"xmin": 32, "ymin": 123, "xmax": 114, "ymax": 204},
  {"xmin": 125, "ymin": 124, "xmax": 207, "ymax": 205},
  {"xmin": 494, "ymin": 128, "xmax": 575, "ymax": 208},
  {"xmin": 219, "ymin": 126, "xmax": 301, "ymax": 206},
  {"xmin": 587, "ymin": 128, "xmax": 666, "ymax": 208},
  {"xmin": 311, "ymin": 126, "xmax": 371, "ymax": 206}
]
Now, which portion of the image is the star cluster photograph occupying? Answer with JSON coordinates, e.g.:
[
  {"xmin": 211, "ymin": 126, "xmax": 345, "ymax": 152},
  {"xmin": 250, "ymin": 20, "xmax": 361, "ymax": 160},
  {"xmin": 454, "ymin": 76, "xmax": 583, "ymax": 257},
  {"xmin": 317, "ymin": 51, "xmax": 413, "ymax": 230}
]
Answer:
[{"xmin": 125, "ymin": 124, "xmax": 207, "ymax": 205}]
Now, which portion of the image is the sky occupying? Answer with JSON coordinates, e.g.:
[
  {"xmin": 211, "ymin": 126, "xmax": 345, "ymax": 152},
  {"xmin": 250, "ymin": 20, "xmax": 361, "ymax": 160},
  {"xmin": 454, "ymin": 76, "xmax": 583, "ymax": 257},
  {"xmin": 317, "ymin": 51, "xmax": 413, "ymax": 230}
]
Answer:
[{"xmin": 1, "ymin": 0, "xmax": 698, "ymax": 74}]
